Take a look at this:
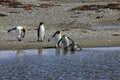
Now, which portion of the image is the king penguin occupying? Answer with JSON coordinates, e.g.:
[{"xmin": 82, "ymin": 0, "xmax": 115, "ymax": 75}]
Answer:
[
  {"xmin": 67, "ymin": 38, "xmax": 82, "ymax": 51},
  {"xmin": 48, "ymin": 31, "xmax": 62, "ymax": 48},
  {"xmin": 37, "ymin": 22, "xmax": 45, "ymax": 42},
  {"xmin": 58, "ymin": 35, "xmax": 69, "ymax": 50},
  {"xmin": 7, "ymin": 26, "xmax": 25, "ymax": 41},
  {"xmin": 58, "ymin": 35, "xmax": 82, "ymax": 51}
]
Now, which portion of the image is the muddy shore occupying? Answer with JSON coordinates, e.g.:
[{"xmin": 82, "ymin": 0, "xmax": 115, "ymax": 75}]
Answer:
[{"xmin": 0, "ymin": 0, "xmax": 120, "ymax": 50}]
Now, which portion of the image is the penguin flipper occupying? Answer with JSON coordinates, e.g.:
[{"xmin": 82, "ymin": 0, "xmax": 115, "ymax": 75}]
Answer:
[
  {"xmin": 67, "ymin": 37, "xmax": 75, "ymax": 45},
  {"xmin": 21, "ymin": 29, "xmax": 25, "ymax": 38},
  {"xmin": 7, "ymin": 27, "xmax": 16, "ymax": 33},
  {"xmin": 37, "ymin": 29, "xmax": 39, "ymax": 38},
  {"xmin": 57, "ymin": 38, "xmax": 62, "ymax": 47}
]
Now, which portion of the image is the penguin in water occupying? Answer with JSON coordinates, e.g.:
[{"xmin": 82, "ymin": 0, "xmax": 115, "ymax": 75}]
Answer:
[
  {"xmin": 7, "ymin": 26, "xmax": 25, "ymax": 41},
  {"xmin": 48, "ymin": 31, "xmax": 62, "ymax": 48},
  {"xmin": 37, "ymin": 22, "xmax": 45, "ymax": 42},
  {"xmin": 58, "ymin": 35, "xmax": 82, "ymax": 51}
]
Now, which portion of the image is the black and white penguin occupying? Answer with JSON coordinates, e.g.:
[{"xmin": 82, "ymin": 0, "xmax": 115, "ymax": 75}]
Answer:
[
  {"xmin": 67, "ymin": 38, "xmax": 82, "ymax": 51},
  {"xmin": 7, "ymin": 26, "xmax": 25, "ymax": 41},
  {"xmin": 58, "ymin": 35, "xmax": 82, "ymax": 51},
  {"xmin": 58, "ymin": 35, "xmax": 69, "ymax": 50},
  {"xmin": 48, "ymin": 31, "xmax": 62, "ymax": 48},
  {"xmin": 37, "ymin": 22, "xmax": 45, "ymax": 42}
]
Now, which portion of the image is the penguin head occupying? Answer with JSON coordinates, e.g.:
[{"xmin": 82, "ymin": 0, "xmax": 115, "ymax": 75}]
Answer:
[
  {"xmin": 48, "ymin": 31, "xmax": 61, "ymax": 42},
  {"xmin": 56, "ymin": 31, "xmax": 61, "ymax": 34},
  {"xmin": 40, "ymin": 22, "xmax": 44, "ymax": 25},
  {"xmin": 53, "ymin": 31, "xmax": 61, "ymax": 37},
  {"xmin": 17, "ymin": 26, "xmax": 25, "ymax": 30}
]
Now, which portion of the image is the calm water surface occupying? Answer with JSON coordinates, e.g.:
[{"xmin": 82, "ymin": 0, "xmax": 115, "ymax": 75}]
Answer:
[{"xmin": 0, "ymin": 47, "xmax": 120, "ymax": 80}]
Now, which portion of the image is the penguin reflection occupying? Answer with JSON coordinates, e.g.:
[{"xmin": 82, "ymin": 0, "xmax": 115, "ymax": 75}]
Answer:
[
  {"xmin": 55, "ymin": 48, "xmax": 69, "ymax": 55},
  {"xmin": 55, "ymin": 48, "xmax": 62, "ymax": 55},
  {"xmin": 37, "ymin": 49, "xmax": 45, "ymax": 55},
  {"xmin": 16, "ymin": 50, "xmax": 25, "ymax": 57}
]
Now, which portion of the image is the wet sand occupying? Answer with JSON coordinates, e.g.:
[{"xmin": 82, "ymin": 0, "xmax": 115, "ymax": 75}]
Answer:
[{"xmin": 0, "ymin": 0, "xmax": 120, "ymax": 50}]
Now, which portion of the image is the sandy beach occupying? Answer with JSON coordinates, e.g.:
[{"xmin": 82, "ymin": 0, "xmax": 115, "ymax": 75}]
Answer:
[{"xmin": 0, "ymin": 0, "xmax": 120, "ymax": 50}]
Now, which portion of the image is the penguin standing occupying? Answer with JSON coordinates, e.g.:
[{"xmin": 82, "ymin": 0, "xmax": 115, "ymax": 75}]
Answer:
[
  {"xmin": 48, "ymin": 31, "xmax": 62, "ymax": 48},
  {"xmin": 58, "ymin": 35, "xmax": 82, "ymax": 51},
  {"xmin": 7, "ymin": 26, "xmax": 25, "ymax": 41},
  {"xmin": 37, "ymin": 22, "xmax": 45, "ymax": 42},
  {"xmin": 58, "ymin": 35, "xmax": 69, "ymax": 50}
]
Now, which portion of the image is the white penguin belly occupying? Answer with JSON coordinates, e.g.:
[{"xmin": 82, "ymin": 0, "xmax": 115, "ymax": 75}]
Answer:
[
  {"xmin": 62, "ymin": 38, "xmax": 69, "ymax": 48},
  {"xmin": 16, "ymin": 27, "xmax": 21, "ymax": 39},
  {"xmin": 39, "ymin": 25, "xmax": 45, "ymax": 39},
  {"xmin": 54, "ymin": 35, "xmax": 61, "ymax": 47}
]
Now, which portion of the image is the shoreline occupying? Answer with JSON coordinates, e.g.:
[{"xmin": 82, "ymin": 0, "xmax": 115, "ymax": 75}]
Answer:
[{"xmin": 0, "ymin": 39, "xmax": 120, "ymax": 50}]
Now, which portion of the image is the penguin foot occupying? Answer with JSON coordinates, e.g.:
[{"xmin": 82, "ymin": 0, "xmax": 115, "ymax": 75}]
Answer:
[
  {"xmin": 48, "ymin": 39, "xmax": 50, "ymax": 42},
  {"xmin": 37, "ymin": 39, "xmax": 43, "ymax": 42},
  {"xmin": 40, "ymin": 40, "xmax": 43, "ymax": 42},
  {"xmin": 37, "ymin": 39, "xmax": 39, "ymax": 42},
  {"xmin": 18, "ymin": 39, "xmax": 22, "ymax": 41}
]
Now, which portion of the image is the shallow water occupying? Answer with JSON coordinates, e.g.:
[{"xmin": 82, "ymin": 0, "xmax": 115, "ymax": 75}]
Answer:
[{"xmin": 0, "ymin": 47, "xmax": 120, "ymax": 80}]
